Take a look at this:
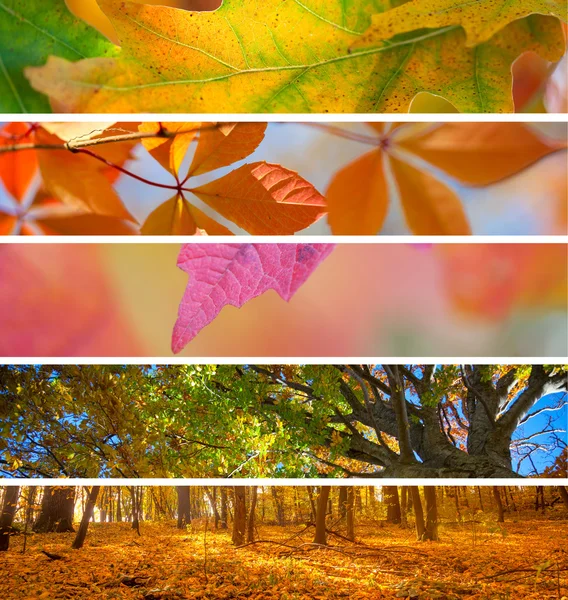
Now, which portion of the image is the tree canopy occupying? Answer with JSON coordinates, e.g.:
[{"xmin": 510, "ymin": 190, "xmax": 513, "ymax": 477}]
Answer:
[{"xmin": 1, "ymin": 364, "xmax": 565, "ymax": 479}]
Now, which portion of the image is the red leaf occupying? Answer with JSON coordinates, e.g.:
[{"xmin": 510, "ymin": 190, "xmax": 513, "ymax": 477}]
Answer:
[{"xmin": 172, "ymin": 243, "xmax": 335, "ymax": 353}]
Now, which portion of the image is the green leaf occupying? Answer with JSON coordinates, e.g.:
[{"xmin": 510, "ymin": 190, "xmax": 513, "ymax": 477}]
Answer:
[
  {"xmin": 23, "ymin": 0, "xmax": 566, "ymax": 113},
  {"xmin": 0, "ymin": 0, "xmax": 117, "ymax": 113}
]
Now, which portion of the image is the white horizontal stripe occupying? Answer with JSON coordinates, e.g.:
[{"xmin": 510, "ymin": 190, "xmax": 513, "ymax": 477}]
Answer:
[
  {"xmin": 2, "ymin": 357, "xmax": 567, "ymax": 364},
  {"xmin": 1, "ymin": 478, "xmax": 565, "ymax": 487},
  {"xmin": 2, "ymin": 114, "xmax": 568, "ymax": 123}
]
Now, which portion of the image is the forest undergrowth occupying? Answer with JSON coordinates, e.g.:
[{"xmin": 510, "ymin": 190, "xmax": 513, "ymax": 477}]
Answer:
[{"xmin": 2, "ymin": 515, "xmax": 566, "ymax": 600}]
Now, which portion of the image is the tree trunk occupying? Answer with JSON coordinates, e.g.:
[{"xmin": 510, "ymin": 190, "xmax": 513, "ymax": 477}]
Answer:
[
  {"xmin": 410, "ymin": 486, "xmax": 426, "ymax": 541},
  {"xmin": 0, "ymin": 487, "xmax": 20, "ymax": 551},
  {"xmin": 176, "ymin": 486, "xmax": 191, "ymax": 529},
  {"xmin": 423, "ymin": 487, "xmax": 439, "ymax": 541},
  {"xmin": 306, "ymin": 487, "xmax": 317, "ymax": 522},
  {"xmin": 271, "ymin": 487, "xmax": 285, "ymax": 526},
  {"xmin": 313, "ymin": 486, "xmax": 331, "ymax": 545},
  {"xmin": 72, "ymin": 486, "xmax": 100, "ymax": 550},
  {"xmin": 34, "ymin": 487, "xmax": 75, "ymax": 533},
  {"xmin": 338, "ymin": 487, "xmax": 347, "ymax": 519},
  {"xmin": 116, "ymin": 487, "xmax": 122, "ymax": 522},
  {"xmin": 493, "ymin": 486, "xmax": 504, "ymax": 523},
  {"xmin": 232, "ymin": 487, "xmax": 246, "ymax": 545},
  {"xmin": 220, "ymin": 487, "xmax": 228, "ymax": 529},
  {"xmin": 400, "ymin": 486, "xmax": 408, "ymax": 527},
  {"xmin": 345, "ymin": 487, "xmax": 355, "ymax": 542},
  {"xmin": 130, "ymin": 487, "xmax": 141, "ymax": 535},
  {"xmin": 477, "ymin": 486, "xmax": 484, "ymax": 511},
  {"xmin": 246, "ymin": 486, "xmax": 258, "ymax": 543},
  {"xmin": 559, "ymin": 486, "xmax": 568, "ymax": 510},
  {"xmin": 384, "ymin": 486, "xmax": 401, "ymax": 524}
]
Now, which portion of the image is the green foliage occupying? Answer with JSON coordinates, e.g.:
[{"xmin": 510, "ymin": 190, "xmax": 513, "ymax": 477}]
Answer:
[{"xmin": 0, "ymin": 0, "xmax": 117, "ymax": 112}]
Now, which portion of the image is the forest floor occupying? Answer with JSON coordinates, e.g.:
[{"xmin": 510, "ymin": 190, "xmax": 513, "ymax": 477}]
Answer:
[{"xmin": 1, "ymin": 515, "xmax": 567, "ymax": 600}]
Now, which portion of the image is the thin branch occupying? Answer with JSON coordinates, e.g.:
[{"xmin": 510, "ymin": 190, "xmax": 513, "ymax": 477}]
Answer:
[{"xmin": 0, "ymin": 124, "xmax": 220, "ymax": 154}]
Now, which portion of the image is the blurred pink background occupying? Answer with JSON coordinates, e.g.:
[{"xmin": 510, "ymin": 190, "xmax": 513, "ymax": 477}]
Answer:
[{"xmin": 0, "ymin": 243, "xmax": 565, "ymax": 357}]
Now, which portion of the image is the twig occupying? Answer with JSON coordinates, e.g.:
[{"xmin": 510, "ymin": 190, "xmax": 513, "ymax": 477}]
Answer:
[{"xmin": 0, "ymin": 123, "xmax": 221, "ymax": 154}]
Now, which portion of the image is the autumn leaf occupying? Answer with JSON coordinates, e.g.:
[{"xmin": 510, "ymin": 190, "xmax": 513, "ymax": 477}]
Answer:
[
  {"xmin": 191, "ymin": 162, "xmax": 328, "ymax": 235},
  {"xmin": 23, "ymin": 1, "xmax": 566, "ymax": 113},
  {"xmin": 326, "ymin": 122, "xmax": 562, "ymax": 235},
  {"xmin": 35, "ymin": 128, "xmax": 135, "ymax": 220},
  {"xmin": 138, "ymin": 122, "xmax": 200, "ymax": 175},
  {"xmin": 0, "ymin": 0, "xmax": 117, "ymax": 113},
  {"xmin": 139, "ymin": 122, "xmax": 325, "ymax": 235},
  {"xmin": 0, "ymin": 123, "xmax": 38, "ymax": 203},
  {"xmin": 141, "ymin": 194, "xmax": 233, "ymax": 235},
  {"xmin": 172, "ymin": 243, "xmax": 335, "ymax": 353},
  {"xmin": 25, "ymin": 192, "xmax": 139, "ymax": 235},
  {"xmin": 356, "ymin": 0, "xmax": 568, "ymax": 48}
]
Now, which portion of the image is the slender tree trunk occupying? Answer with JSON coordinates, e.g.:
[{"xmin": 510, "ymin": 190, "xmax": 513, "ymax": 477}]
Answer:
[
  {"xmin": 338, "ymin": 487, "xmax": 347, "ymax": 519},
  {"xmin": 384, "ymin": 486, "xmax": 401, "ymax": 524},
  {"xmin": 220, "ymin": 487, "xmax": 228, "ymax": 529},
  {"xmin": 130, "ymin": 487, "xmax": 141, "ymax": 535},
  {"xmin": 246, "ymin": 486, "xmax": 258, "ymax": 543},
  {"xmin": 410, "ymin": 486, "xmax": 426, "ymax": 541},
  {"xmin": 72, "ymin": 486, "xmax": 100, "ymax": 550},
  {"xmin": 453, "ymin": 486, "xmax": 461, "ymax": 519},
  {"xmin": 477, "ymin": 486, "xmax": 484, "ymax": 511},
  {"xmin": 116, "ymin": 487, "xmax": 122, "ymax": 522},
  {"xmin": 313, "ymin": 486, "xmax": 331, "ymax": 545},
  {"xmin": 345, "ymin": 487, "xmax": 355, "ymax": 542},
  {"xmin": 306, "ymin": 487, "xmax": 317, "ymax": 522},
  {"xmin": 0, "ymin": 487, "xmax": 20, "ymax": 551},
  {"xmin": 213, "ymin": 487, "xmax": 219, "ymax": 529},
  {"xmin": 34, "ymin": 487, "xmax": 75, "ymax": 533},
  {"xmin": 493, "ymin": 487, "xmax": 505, "ymax": 523},
  {"xmin": 400, "ymin": 486, "xmax": 408, "ymax": 527},
  {"xmin": 271, "ymin": 487, "xmax": 285, "ymax": 526},
  {"xmin": 559, "ymin": 487, "xmax": 568, "ymax": 509},
  {"xmin": 507, "ymin": 487, "xmax": 517, "ymax": 512},
  {"xmin": 176, "ymin": 486, "xmax": 191, "ymax": 529},
  {"xmin": 424, "ymin": 487, "xmax": 439, "ymax": 541},
  {"xmin": 368, "ymin": 486, "xmax": 376, "ymax": 515},
  {"xmin": 232, "ymin": 487, "xmax": 246, "ymax": 545}
]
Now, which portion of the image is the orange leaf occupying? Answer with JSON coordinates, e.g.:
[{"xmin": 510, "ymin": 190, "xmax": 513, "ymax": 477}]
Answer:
[
  {"xmin": 191, "ymin": 162, "xmax": 326, "ymax": 235},
  {"xmin": 390, "ymin": 156, "xmax": 471, "ymax": 235},
  {"xmin": 139, "ymin": 122, "xmax": 199, "ymax": 176},
  {"xmin": 326, "ymin": 150, "xmax": 388, "ymax": 235},
  {"xmin": 0, "ymin": 123, "xmax": 38, "ymax": 202},
  {"xmin": 141, "ymin": 195, "xmax": 232, "ymax": 235},
  {"xmin": 188, "ymin": 123, "xmax": 267, "ymax": 177},
  {"xmin": 0, "ymin": 213, "xmax": 18, "ymax": 235},
  {"xmin": 398, "ymin": 123, "xmax": 562, "ymax": 186},
  {"xmin": 36, "ymin": 214, "xmax": 139, "ymax": 235},
  {"xmin": 35, "ymin": 129, "xmax": 135, "ymax": 221}
]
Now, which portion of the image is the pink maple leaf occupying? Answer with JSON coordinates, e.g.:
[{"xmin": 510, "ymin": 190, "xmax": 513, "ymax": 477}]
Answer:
[{"xmin": 172, "ymin": 243, "xmax": 335, "ymax": 353}]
